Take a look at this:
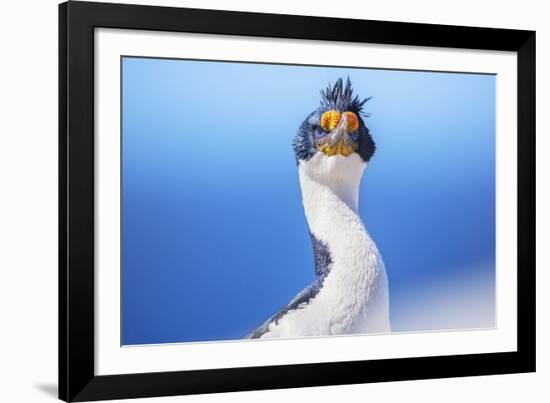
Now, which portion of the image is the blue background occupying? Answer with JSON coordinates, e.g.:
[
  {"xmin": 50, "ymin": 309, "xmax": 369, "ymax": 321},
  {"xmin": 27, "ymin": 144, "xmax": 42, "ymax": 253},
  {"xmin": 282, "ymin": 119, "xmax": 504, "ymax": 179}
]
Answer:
[{"xmin": 121, "ymin": 57, "xmax": 496, "ymax": 345}]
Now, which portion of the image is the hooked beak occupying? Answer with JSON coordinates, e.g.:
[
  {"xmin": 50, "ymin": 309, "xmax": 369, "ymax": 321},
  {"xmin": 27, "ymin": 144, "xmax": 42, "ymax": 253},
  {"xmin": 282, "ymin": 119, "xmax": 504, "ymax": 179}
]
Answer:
[{"xmin": 317, "ymin": 115, "xmax": 358, "ymax": 157}]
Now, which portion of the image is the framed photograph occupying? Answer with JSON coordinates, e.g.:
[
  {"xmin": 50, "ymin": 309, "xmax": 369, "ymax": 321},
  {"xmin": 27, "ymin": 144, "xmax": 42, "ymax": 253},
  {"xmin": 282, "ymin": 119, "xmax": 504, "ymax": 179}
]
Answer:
[{"xmin": 59, "ymin": 1, "xmax": 536, "ymax": 401}]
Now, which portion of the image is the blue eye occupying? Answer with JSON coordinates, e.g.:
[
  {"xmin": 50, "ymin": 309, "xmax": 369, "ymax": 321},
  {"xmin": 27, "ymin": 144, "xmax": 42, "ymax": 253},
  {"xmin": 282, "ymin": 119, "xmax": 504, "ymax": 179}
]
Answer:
[
  {"xmin": 314, "ymin": 127, "xmax": 327, "ymax": 137},
  {"xmin": 350, "ymin": 132, "xmax": 359, "ymax": 141}
]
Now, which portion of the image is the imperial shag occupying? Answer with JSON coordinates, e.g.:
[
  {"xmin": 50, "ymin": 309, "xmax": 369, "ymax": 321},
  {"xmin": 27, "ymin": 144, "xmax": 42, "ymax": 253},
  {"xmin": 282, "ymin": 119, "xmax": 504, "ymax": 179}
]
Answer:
[{"xmin": 247, "ymin": 78, "xmax": 390, "ymax": 339}]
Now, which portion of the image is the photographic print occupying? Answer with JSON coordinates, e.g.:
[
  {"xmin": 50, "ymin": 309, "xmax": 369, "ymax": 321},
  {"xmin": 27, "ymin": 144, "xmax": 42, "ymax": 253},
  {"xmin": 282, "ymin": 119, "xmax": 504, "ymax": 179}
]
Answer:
[
  {"xmin": 59, "ymin": 4, "xmax": 535, "ymax": 400},
  {"xmin": 121, "ymin": 57, "xmax": 496, "ymax": 345}
]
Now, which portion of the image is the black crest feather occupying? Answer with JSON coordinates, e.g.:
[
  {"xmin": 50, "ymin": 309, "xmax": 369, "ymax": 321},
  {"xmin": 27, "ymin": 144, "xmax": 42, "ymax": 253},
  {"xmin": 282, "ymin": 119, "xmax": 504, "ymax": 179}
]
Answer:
[{"xmin": 320, "ymin": 77, "xmax": 371, "ymax": 116}]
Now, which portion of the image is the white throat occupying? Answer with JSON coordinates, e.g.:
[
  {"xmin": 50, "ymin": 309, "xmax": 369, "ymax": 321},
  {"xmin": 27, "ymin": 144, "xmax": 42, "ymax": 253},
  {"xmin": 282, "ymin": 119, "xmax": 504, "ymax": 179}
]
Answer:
[
  {"xmin": 298, "ymin": 153, "xmax": 368, "ymax": 253},
  {"xmin": 300, "ymin": 153, "xmax": 365, "ymax": 214},
  {"xmin": 298, "ymin": 152, "xmax": 390, "ymax": 334}
]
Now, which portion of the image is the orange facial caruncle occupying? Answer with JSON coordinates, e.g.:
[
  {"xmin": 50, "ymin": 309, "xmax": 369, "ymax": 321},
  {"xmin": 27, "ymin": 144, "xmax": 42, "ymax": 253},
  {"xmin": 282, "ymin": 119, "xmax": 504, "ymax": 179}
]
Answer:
[
  {"xmin": 320, "ymin": 110, "xmax": 342, "ymax": 132},
  {"xmin": 342, "ymin": 111, "xmax": 359, "ymax": 133},
  {"xmin": 320, "ymin": 110, "xmax": 359, "ymax": 133}
]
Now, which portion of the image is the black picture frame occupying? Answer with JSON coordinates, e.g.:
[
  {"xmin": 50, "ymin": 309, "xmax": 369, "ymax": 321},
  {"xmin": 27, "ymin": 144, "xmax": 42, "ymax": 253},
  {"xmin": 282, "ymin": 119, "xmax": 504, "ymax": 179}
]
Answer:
[{"xmin": 59, "ymin": 1, "xmax": 536, "ymax": 401}]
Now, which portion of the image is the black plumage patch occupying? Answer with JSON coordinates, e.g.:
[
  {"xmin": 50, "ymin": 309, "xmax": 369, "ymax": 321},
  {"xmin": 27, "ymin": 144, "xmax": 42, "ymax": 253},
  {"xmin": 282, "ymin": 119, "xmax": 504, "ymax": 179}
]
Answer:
[
  {"xmin": 310, "ymin": 231, "xmax": 332, "ymax": 278},
  {"xmin": 291, "ymin": 111, "xmax": 319, "ymax": 163},
  {"xmin": 356, "ymin": 115, "xmax": 376, "ymax": 163}
]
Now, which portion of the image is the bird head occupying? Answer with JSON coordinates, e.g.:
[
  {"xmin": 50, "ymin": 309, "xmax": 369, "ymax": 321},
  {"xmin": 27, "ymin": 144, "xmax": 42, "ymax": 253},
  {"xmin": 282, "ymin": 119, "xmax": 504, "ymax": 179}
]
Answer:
[{"xmin": 292, "ymin": 78, "xmax": 376, "ymax": 174}]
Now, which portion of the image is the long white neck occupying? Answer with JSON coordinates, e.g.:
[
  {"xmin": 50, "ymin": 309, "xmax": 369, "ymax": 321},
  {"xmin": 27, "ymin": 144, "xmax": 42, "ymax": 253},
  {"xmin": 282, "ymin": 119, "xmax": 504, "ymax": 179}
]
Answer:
[
  {"xmin": 298, "ymin": 153, "xmax": 369, "ymax": 270},
  {"xmin": 298, "ymin": 153, "xmax": 390, "ymax": 334}
]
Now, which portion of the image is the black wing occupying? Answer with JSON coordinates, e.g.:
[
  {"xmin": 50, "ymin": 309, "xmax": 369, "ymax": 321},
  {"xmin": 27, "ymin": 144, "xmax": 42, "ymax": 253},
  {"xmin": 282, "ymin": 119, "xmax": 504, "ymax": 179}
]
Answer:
[
  {"xmin": 246, "ymin": 233, "xmax": 334, "ymax": 339},
  {"xmin": 246, "ymin": 278, "xmax": 323, "ymax": 339}
]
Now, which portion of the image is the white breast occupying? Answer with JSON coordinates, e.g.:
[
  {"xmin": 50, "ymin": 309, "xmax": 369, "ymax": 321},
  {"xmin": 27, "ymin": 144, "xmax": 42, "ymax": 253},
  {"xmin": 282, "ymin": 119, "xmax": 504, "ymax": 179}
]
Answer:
[{"xmin": 259, "ymin": 153, "xmax": 390, "ymax": 339}]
